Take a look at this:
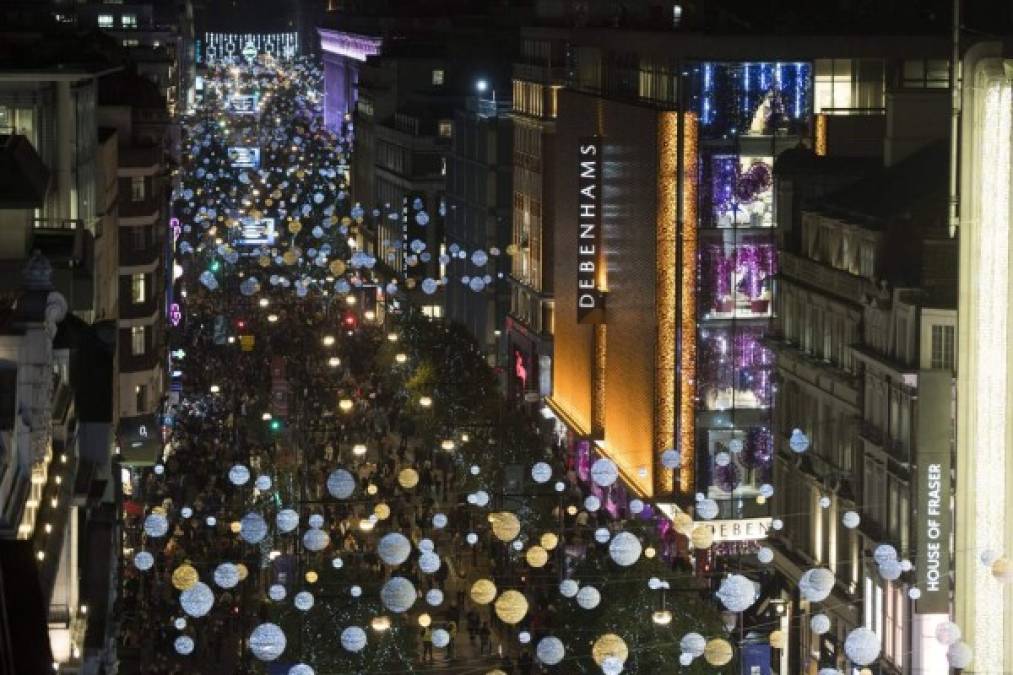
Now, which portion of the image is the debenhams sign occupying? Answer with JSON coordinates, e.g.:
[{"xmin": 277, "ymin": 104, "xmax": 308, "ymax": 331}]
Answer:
[{"xmin": 577, "ymin": 137, "xmax": 604, "ymax": 323}]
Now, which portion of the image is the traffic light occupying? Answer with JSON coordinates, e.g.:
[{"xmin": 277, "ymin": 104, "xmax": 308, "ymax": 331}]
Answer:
[
  {"xmin": 269, "ymin": 419, "xmax": 283, "ymax": 432},
  {"xmin": 236, "ymin": 318, "xmax": 247, "ymax": 330},
  {"xmin": 343, "ymin": 312, "xmax": 357, "ymax": 329}
]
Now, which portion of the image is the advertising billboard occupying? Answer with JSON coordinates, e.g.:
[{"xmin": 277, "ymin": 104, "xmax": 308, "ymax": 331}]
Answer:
[
  {"xmin": 228, "ymin": 146, "xmax": 261, "ymax": 168},
  {"xmin": 229, "ymin": 94, "xmax": 258, "ymax": 114},
  {"xmin": 238, "ymin": 218, "xmax": 276, "ymax": 247}
]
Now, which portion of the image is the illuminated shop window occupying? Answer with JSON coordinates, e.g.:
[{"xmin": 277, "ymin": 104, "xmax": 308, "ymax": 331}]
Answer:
[
  {"xmin": 97, "ymin": 14, "xmax": 114, "ymax": 27},
  {"xmin": 431, "ymin": 69, "xmax": 444, "ymax": 86},
  {"xmin": 121, "ymin": 13, "xmax": 137, "ymax": 28},
  {"xmin": 438, "ymin": 120, "xmax": 452, "ymax": 138}
]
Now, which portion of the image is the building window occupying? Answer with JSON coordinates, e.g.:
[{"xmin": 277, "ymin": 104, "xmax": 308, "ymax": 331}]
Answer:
[
  {"xmin": 97, "ymin": 14, "xmax": 114, "ymax": 27},
  {"xmin": 438, "ymin": 120, "xmax": 452, "ymax": 138},
  {"xmin": 131, "ymin": 176, "xmax": 146, "ymax": 201},
  {"xmin": 121, "ymin": 13, "xmax": 137, "ymax": 28},
  {"xmin": 814, "ymin": 58, "xmax": 885, "ymax": 113},
  {"xmin": 931, "ymin": 324, "xmax": 955, "ymax": 370},
  {"xmin": 431, "ymin": 69, "xmax": 445, "ymax": 86},
  {"xmin": 131, "ymin": 227, "xmax": 147, "ymax": 251},
  {"xmin": 131, "ymin": 273, "xmax": 146, "ymax": 304},
  {"xmin": 131, "ymin": 325, "xmax": 146, "ymax": 356},
  {"xmin": 135, "ymin": 384, "xmax": 146, "ymax": 413},
  {"xmin": 122, "ymin": 38, "xmax": 140, "ymax": 47},
  {"xmin": 902, "ymin": 59, "xmax": 949, "ymax": 89}
]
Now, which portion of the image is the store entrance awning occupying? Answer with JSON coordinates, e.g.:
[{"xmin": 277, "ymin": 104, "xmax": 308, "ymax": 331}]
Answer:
[{"xmin": 117, "ymin": 414, "xmax": 161, "ymax": 466}]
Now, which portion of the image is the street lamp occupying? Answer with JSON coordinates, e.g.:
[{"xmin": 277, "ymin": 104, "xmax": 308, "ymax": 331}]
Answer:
[
  {"xmin": 352, "ymin": 444, "xmax": 367, "ymax": 456},
  {"xmin": 328, "ymin": 357, "xmax": 341, "ymax": 368},
  {"xmin": 322, "ymin": 335, "xmax": 335, "ymax": 347},
  {"xmin": 339, "ymin": 399, "xmax": 353, "ymax": 413},
  {"xmin": 476, "ymin": 79, "xmax": 488, "ymax": 92},
  {"xmin": 419, "ymin": 396, "xmax": 432, "ymax": 408},
  {"xmin": 395, "ymin": 353, "xmax": 407, "ymax": 364}
]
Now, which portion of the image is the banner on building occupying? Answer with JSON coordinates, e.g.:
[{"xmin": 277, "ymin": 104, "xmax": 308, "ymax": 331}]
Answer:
[
  {"xmin": 228, "ymin": 146, "xmax": 261, "ymax": 168},
  {"xmin": 577, "ymin": 137, "xmax": 605, "ymax": 323},
  {"xmin": 915, "ymin": 370, "xmax": 953, "ymax": 614}
]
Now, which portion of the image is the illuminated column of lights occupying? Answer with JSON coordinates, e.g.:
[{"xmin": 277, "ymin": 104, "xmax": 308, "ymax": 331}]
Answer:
[
  {"xmin": 655, "ymin": 112, "xmax": 678, "ymax": 494},
  {"xmin": 969, "ymin": 76, "xmax": 1010, "ymax": 672},
  {"xmin": 592, "ymin": 324, "xmax": 606, "ymax": 436},
  {"xmin": 814, "ymin": 114, "xmax": 827, "ymax": 156},
  {"xmin": 679, "ymin": 112, "xmax": 698, "ymax": 493}
]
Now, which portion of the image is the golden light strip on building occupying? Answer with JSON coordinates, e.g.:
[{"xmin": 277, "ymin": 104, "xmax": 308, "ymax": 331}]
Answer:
[
  {"xmin": 592, "ymin": 324, "xmax": 606, "ymax": 436},
  {"xmin": 679, "ymin": 112, "xmax": 698, "ymax": 494},
  {"xmin": 655, "ymin": 111, "xmax": 678, "ymax": 495},
  {"xmin": 968, "ymin": 75, "xmax": 1010, "ymax": 672},
  {"xmin": 814, "ymin": 113, "xmax": 827, "ymax": 156}
]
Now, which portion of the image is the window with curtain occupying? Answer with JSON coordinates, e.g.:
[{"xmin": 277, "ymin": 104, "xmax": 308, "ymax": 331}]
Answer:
[{"xmin": 131, "ymin": 325, "xmax": 146, "ymax": 355}]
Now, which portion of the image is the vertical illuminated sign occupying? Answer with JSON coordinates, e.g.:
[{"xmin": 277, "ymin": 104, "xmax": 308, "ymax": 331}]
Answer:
[
  {"xmin": 577, "ymin": 137, "xmax": 604, "ymax": 323},
  {"xmin": 916, "ymin": 370, "xmax": 952, "ymax": 614}
]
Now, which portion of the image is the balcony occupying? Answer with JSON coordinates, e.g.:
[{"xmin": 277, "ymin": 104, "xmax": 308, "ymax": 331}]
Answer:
[{"xmin": 779, "ymin": 251, "xmax": 875, "ymax": 305}]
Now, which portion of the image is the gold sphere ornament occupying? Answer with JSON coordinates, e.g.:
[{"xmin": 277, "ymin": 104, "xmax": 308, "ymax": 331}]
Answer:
[
  {"xmin": 230, "ymin": 521, "xmax": 242, "ymax": 534},
  {"xmin": 236, "ymin": 563, "xmax": 249, "ymax": 581},
  {"xmin": 329, "ymin": 260, "xmax": 346, "ymax": 276},
  {"xmin": 673, "ymin": 512, "xmax": 694, "ymax": 535},
  {"xmin": 172, "ymin": 564, "xmax": 199, "ymax": 591},
  {"xmin": 591, "ymin": 633, "xmax": 629, "ymax": 667},
  {"xmin": 341, "ymin": 216, "xmax": 352, "ymax": 226},
  {"xmin": 690, "ymin": 524, "xmax": 714, "ymax": 549},
  {"xmin": 258, "ymin": 255, "xmax": 271, "ymax": 267},
  {"xmin": 282, "ymin": 250, "xmax": 298, "ymax": 265},
  {"xmin": 769, "ymin": 629, "xmax": 785, "ymax": 649},
  {"xmin": 470, "ymin": 579, "xmax": 497, "ymax": 605},
  {"xmin": 418, "ymin": 613, "xmax": 432, "ymax": 627},
  {"xmin": 490, "ymin": 512, "xmax": 521, "ymax": 542},
  {"xmin": 305, "ymin": 570, "xmax": 319, "ymax": 584},
  {"xmin": 288, "ymin": 220, "xmax": 302, "ymax": 234},
  {"xmin": 992, "ymin": 557, "xmax": 1013, "ymax": 583},
  {"xmin": 704, "ymin": 638, "xmax": 733, "ymax": 666},
  {"xmin": 540, "ymin": 532, "xmax": 559, "ymax": 551},
  {"xmin": 494, "ymin": 590, "xmax": 529, "ymax": 624},
  {"xmin": 525, "ymin": 545, "xmax": 549, "ymax": 568},
  {"xmin": 374, "ymin": 503, "xmax": 391, "ymax": 520},
  {"xmin": 398, "ymin": 468, "xmax": 419, "ymax": 489}
]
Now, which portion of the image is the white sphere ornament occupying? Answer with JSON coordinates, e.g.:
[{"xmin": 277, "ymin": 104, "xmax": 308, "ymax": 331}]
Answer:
[
  {"xmin": 255, "ymin": 475, "xmax": 272, "ymax": 490},
  {"xmin": 419, "ymin": 551, "xmax": 441, "ymax": 574},
  {"xmin": 935, "ymin": 621, "xmax": 961, "ymax": 646},
  {"xmin": 229, "ymin": 464, "xmax": 251, "ymax": 485},
  {"xmin": 519, "ymin": 630, "xmax": 531, "ymax": 644},
  {"xmin": 536, "ymin": 636, "xmax": 565, "ymax": 665},
  {"xmin": 799, "ymin": 568, "xmax": 835, "ymax": 603},
  {"xmin": 591, "ymin": 458, "xmax": 619, "ymax": 487},
  {"xmin": 789, "ymin": 428, "xmax": 810, "ymax": 453},
  {"xmin": 602, "ymin": 656, "xmax": 624, "ymax": 675},
  {"xmin": 629, "ymin": 499, "xmax": 644, "ymax": 514},
  {"xmin": 240, "ymin": 512, "xmax": 268, "ymax": 544},
  {"xmin": 276, "ymin": 509, "xmax": 299, "ymax": 533},
  {"xmin": 418, "ymin": 538, "xmax": 435, "ymax": 552},
  {"xmin": 174, "ymin": 617, "xmax": 186, "ymax": 630},
  {"xmin": 818, "ymin": 669, "xmax": 843, "ymax": 675},
  {"xmin": 594, "ymin": 527, "xmax": 611, "ymax": 544},
  {"xmin": 474, "ymin": 490, "xmax": 490, "ymax": 507},
  {"xmin": 879, "ymin": 559, "xmax": 902, "ymax": 581},
  {"xmin": 249, "ymin": 623, "xmax": 286, "ymax": 662},
  {"xmin": 134, "ymin": 551, "xmax": 155, "ymax": 571},
  {"xmin": 585, "ymin": 495, "xmax": 601, "ymax": 511},
  {"xmin": 205, "ymin": 516, "xmax": 217, "ymax": 527},
  {"xmin": 269, "ymin": 584, "xmax": 286, "ymax": 601},
  {"xmin": 331, "ymin": 557, "xmax": 343, "ymax": 569},
  {"xmin": 757, "ymin": 547, "xmax": 774, "ymax": 564},
  {"xmin": 432, "ymin": 628, "xmax": 450, "ymax": 648},
  {"xmin": 378, "ymin": 532, "xmax": 412, "ymax": 566},
  {"xmin": 947, "ymin": 641, "xmax": 973, "ymax": 669},
  {"xmin": 433, "ymin": 513, "xmax": 448, "ymax": 529},
  {"xmin": 294, "ymin": 591, "xmax": 314, "ymax": 611},
  {"xmin": 819, "ymin": 496, "xmax": 831, "ymax": 508},
  {"xmin": 873, "ymin": 544, "xmax": 898, "ymax": 566},
  {"xmin": 308, "ymin": 514, "xmax": 324, "ymax": 529},
  {"xmin": 696, "ymin": 498, "xmax": 719, "ymax": 520},
  {"xmin": 181, "ymin": 506, "xmax": 193, "ymax": 519},
  {"xmin": 350, "ymin": 585, "xmax": 362, "ymax": 598},
  {"xmin": 680, "ymin": 632, "xmax": 706, "ymax": 658},
  {"xmin": 426, "ymin": 588, "xmax": 444, "ymax": 606},
  {"xmin": 716, "ymin": 574, "xmax": 756, "ymax": 612},
  {"xmin": 576, "ymin": 585, "xmax": 602, "ymax": 609},
  {"xmin": 609, "ymin": 531, "xmax": 642, "ymax": 566},
  {"xmin": 554, "ymin": 481, "xmax": 565, "ymax": 492},
  {"xmin": 144, "ymin": 513, "xmax": 169, "ymax": 538},
  {"xmin": 340, "ymin": 626, "xmax": 367, "ymax": 653},
  {"xmin": 661, "ymin": 448, "xmax": 681, "ymax": 469},
  {"xmin": 326, "ymin": 469, "xmax": 356, "ymax": 499},
  {"xmin": 844, "ymin": 627, "xmax": 881, "ymax": 666},
  {"xmin": 302, "ymin": 528, "xmax": 330, "ymax": 552},
  {"xmin": 560, "ymin": 579, "xmax": 579, "ymax": 598},
  {"xmin": 214, "ymin": 563, "xmax": 240, "ymax": 588},
  {"xmin": 289, "ymin": 665, "xmax": 315, "ymax": 675},
  {"xmin": 772, "ymin": 518, "xmax": 783, "ymax": 530},
  {"xmin": 154, "ymin": 464, "xmax": 164, "ymax": 475},
  {"xmin": 715, "ymin": 451, "xmax": 731, "ymax": 467},
  {"xmin": 180, "ymin": 582, "xmax": 214, "ymax": 617},
  {"xmin": 679, "ymin": 652, "xmax": 694, "ymax": 666},
  {"xmin": 842, "ymin": 511, "xmax": 861, "ymax": 529},
  {"xmin": 380, "ymin": 576, "xmax": 416, "ymax": 613},
  {"xmin": 174, "ymin": 636, "xmax": 195, "ymax": 655},
  {"xmin": 810, "ymin": 613, "xmax": 831, "ymax": 635},
  {"xmin": 466, "ymin": 532, "xmax": 478, "ymax": 545},
  {"xmin": 759, "ymin": 483, "xmax": 775, "ymax": 498},
  {"xmin": 531, "ymin": 462, "xmax": 552, "ymax": 483},
  {"xmin": 908, "ymin": 587, "xmax": 922, "ymax": 600}
]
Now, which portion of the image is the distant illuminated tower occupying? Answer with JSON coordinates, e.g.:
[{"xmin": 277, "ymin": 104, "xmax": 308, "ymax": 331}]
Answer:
[{"xmin": 956, "ymin": 42, "xmax": 1013, "ymax": 674}]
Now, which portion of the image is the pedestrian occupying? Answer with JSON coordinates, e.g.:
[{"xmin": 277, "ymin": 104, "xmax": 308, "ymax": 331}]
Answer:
[
  {"xmin": 479, "ymin": 622, "xmax": 491, "ymax": 655},
  {"xmin": 422, "ymin": 625, "xmax": 433, "ymax": 662},
  {"xmin": 446, "ymin": 620, "xmax": 457, "ymax": 660}
]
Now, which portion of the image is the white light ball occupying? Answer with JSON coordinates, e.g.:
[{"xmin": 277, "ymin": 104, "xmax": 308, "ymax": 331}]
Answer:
[
  {"xmin": 680, "ymin": 632, "xmax": 706, "ymax": 657},
  {"xmin": 679, "ymin": 652, "xmax": 694, "ymax": 666},
  {"xmin": 276, "ymin": 509, "xmax": 299, "ymax": 533},
  {"xmin": 648, "ymin": 577, "xmax": 663, "ymax": 590},
  {"xmin": 205, "ymin": 516, "xmax": 217, "ymax": 527},
  {"xmin": 350, "ymin": 585, "xmax": 362, "ymax": 598},
  {"xmin": 554, "ymin": 481, "xmax": 565, "ymax": 492},
  {"xmin": 432, "ymin": 628, "xmax": 450, "ymax": 648},
  {"xmin": 249, "ymin": 623, "xmax": 286, "ymax": 662},
  {"xmin": 181, "ymin": 507, "xmax": 193, "ymax": 519},
  {"xmin": 418, "ymin": 538, "xmax": 435, "ymax": 552},
  {"xmin": 380, "ymin": 576, "xmax": 416, "ymax": 613},
  {"xmin": 716, "ymin": 574, "xmax": 756, "ymax": 612},
  {"xmin": 289, "ymin": 664, "xmax": 315, "ymax": 675},
  {"xmin": 908, "ymin": 587, "xmax": 922, "ymax": 600},
  {"xmin": 715, "ymin": 451, "xmax": 731, "ymax": 467},
  {"xmin": 174, "ymin": 617, "xmax": 186, "ymax": 630},
  {"xmin": 466, "ymin": 533, "xmax": 478, "ymax": 545},
  {"xmin": 302, "ymin": 528, "xmax": 330, "ymax": 551},
  {"xmin": 531, "ymin": 462, "xmax": 552, "ymax": 483},
  {"xmin": 433, "ymin": 513, "xmax": 448, "ymax": 529},
  {"xmin": 214, "ymin": 563, "xmax": 240, "ymax": 589},
  {"xmin": 180, "ymin": 582, "xmax": 214, "ymax": 618},
  {"xmin": 757, "ymin": 547, "xmax": 774, "ymax": 564},
  {"xmin": 308, "ymin": 514, "xmax": 324, "ymax": 529},
  {"xmin": 818, "ymin": 669, "xmax": 842, "ymax": 675},
  {"xmin": 696, "ymin": 498, "xmax": 719, "ymax": 520},
  {"xmin": 154, "ymin": 464, "xmax": 164, "ymax": 475},
  {"xmin": 144, "ymin": 513, "xmax": 169, "ymax": 538},
  {"xmin": 759, "ymin": 483, "xmax": 775, "ymax": 498},
  {"xmin": 789, "ymin": 428, "xmax": 810, "ymax": 453},
  {"xmin": 873, "ymin": 544, "xmax": 898, "ymax": 566},
  {"xmin": 772, "ymin": 518, "xmax": 783, "ymax": 530},
  {"xmin": 585, "ymin": 495, "xmax": 601, "ymax": 511},
  {"xmin": 602, "ymin": 656, "xmax": 624, "ymax": 675},
  {"xmin": 879, "ymin": 559, "xmax": 902, "ymax": 581},
  {"xmin": 326, "ymin": 469, "xmax": 356, "ymax": 499},
  {"xmin": 576, "ymin": 585, "xmax": 601, "ymax": 609},
  {"xmin": 629, "ymin": 499, "xmax": 644, "ymax": 514},
  {"xmin": 536, "ymin": 636, "xmax": 565, "ymax": 665},
  {"xmin": 294, "ymin": 591, "xmax": 314, "ymax": 611},
  {"xmin": 900, "ymin": 559, "xmax": 913, "ymax": 572},
  {"xmin": 255, "ymin": 475, "xmax": 272, "ymax": 490},
  {"xmin": 844, "ymin": 627, "xmax": 881, "ymax": 666},
  {"xmin": 269, "ymin": 584, "xmax": 286, "ymax": 601},
  {"xmin": 981, "ymin": 549, "xmax": 1000, "ymax": 566},
  {"xmin": 511, "ymin": 539, "xmax": 524, "ymax": 551},
  {"xmin": 174, "ymin": 636, "xmax": 195, "ymax": 655},
  {"xmin": 591, "ymin": 458, "xmax": 619, "ymax": 487},
  {"xmin": 240, "ymin": 512, "xmax": 268, "ymax": 544},
  {"xmin": 810, "ymin": 613, "xmax": 831, "ymax": 635},
  {"xmin": 609, "ymin": 531, "xmax": 642, "ymax": 566},
  {"xmin": 340, "ymin": 626, "xmax": 367, "ymax": 653},
  {"xmin": 519, "ymin": 631, "xmax": 531, "ymax": 644},
  {"xmin": 229, "ymin": 464, "xmax": 251, "ymax": 485},
  {"xmin": 419, "ymin": 551, "xmax": 441, "ymax": 574},
  {"xmin": 559, "ymin": 579, "xmax": 579, "ymax": 598},
  {"xmin": 426, "ymin": 588, "xmax": 444, "ymax": 606},
  {"xmin": 947, "ymin": 641, "xmax": 973, "ymax": 669},
  {"xmin": 842, "ymin": 511, "xmax": 861, "ymax": 529},
  {"xmin": 378, "ymin": 532, "xmax": 412, "ymax": 566},
  {"xmin": 474, "ymin": 490, "xmax": 490, "ymax": 507},
  {"xmin": 594, "ymin": 527, "xmax": 611, "ymax": 544},
  {"xmin": 661, "ymin": 448, "xmax": 681, "ymax": 469},
  {"xmin": 819, "ymin": 496, "xmax": 831, "ymax": 508},
  {"xmin": 331, "ymin": 557, "xmax": 343, "ymax": 569},
  {"xmin": 935, "ymin": 621, "xmax": 961, "ymax": 646},
  {"xmin": 134, "ymin": 551, "xmax": 155, "ymax": 571},
  {"xmin": 799, "ymin": 568, "xmax": 835, "ymax": 603}
]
